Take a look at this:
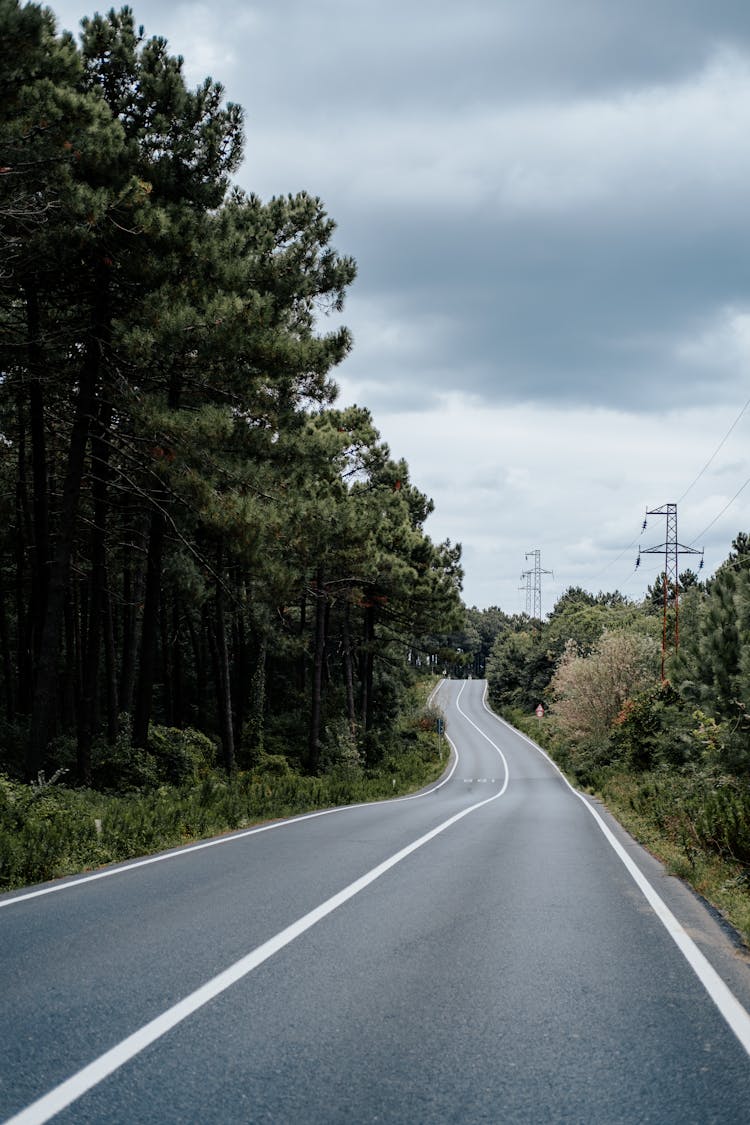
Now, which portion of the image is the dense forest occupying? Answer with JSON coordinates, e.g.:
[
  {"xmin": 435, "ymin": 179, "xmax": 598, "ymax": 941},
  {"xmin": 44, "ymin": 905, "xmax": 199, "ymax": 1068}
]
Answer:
[{"xmin": 0, "ymin": 0, "xmax": 464, "ymax": 792}]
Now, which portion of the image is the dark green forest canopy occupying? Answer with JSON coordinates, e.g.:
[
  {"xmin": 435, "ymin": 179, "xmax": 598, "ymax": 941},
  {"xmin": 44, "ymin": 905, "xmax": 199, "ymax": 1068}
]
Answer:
[{"xmin": 0, "ymin": 0, "xmax": 463, "ymax": 785}]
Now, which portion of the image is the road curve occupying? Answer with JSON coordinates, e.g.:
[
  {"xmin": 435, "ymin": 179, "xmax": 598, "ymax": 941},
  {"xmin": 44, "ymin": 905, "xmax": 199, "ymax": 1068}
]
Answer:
[{"xmin": 4, "ymin": 679, "xmax": 750, "ymax": 1123}]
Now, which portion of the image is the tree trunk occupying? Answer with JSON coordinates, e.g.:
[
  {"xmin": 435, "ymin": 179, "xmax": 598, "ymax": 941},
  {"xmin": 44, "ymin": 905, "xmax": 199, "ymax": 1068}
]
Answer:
[
  {"xmin": 29, "ymin": 296, "xmax": 104, "ymax": 776},
  {"xmin": 13, "ymin": 483, "xmax": 29, "ymax": 715},
  {"xmin": 185, "ymin": 609, "xmax": 206, "ymax": 730},
  {"xmin": 103, "ymin": 579, "xmax": 118, "ymax": 744},
  {"xmin": 132, "ymin": 369, "xmax": 182, "ymax": 747},
  {"xmin": 341, "ymin": 600, "xmax": 357, "ymax": 735},
  {"xmin": 244, "ymin": 633, "xmax": 267, "ymax": 760},
  {"xmin": 209, "ymin": 578, "xmax": 235, "ymax": 773},
  {"xmin": 231, "ymin": 609, "xmax": 246, "ymax": 747},
  {"xmin": 61, "ymin": 592, "xmax": 76, "ymax": 731},
  {"xmin": 77, "ymin": 399, "xmax": 113, "ymax": 782},
  {"xmin": 298, "ymin": 589, "xmax": 307, "ymax": 693},
  {"xmin": 160, "ymin": 592, "xmax": 173, "ymax": 726},
  {"xmin": 15, "ymin": 401, "xmax": 31, "ymax": 714},
  {"xmin": 132, "ymin": 510, "xmax": 165, "ymax": 748},
  {"xmin": 0, "ymin": 580, "xmax": 14, "ymax": 718},
  {"xmin": 25, "ymin": 283, "xmax": 50, "ymax": 670},
  {"xmin": 308, "ymin": 569, "xmax": 327, "ymax": 771},
  {"xmin": 361, "ymin": 602, "xmax": 375, "ymax": 733},
  {"xmin": 119, "ymin": 514, "xmax": 147, "ymax": 718},
  {"xmin": 171, "ymin": 601, "xmax": 185, "ymax": 728}
]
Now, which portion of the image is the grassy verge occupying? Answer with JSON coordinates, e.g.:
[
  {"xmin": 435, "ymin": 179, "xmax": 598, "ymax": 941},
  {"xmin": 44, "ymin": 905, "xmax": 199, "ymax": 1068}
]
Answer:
[
  {"xmin": 500, "ymin": 705, "xmax": 750, "ymax": 946},
  {"xmin": 590, "ymin": 770, "xmax": 750, "ymax": 944},
  {"xmin": 0, "ymin": 678, "xmax": 448, "ymax": 894}
]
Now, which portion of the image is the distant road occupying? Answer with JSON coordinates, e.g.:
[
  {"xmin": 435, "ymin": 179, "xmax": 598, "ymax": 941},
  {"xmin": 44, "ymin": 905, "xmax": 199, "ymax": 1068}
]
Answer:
[{"xmin": 4, "ymin": 679, "xmax": 750, "ymax": 1123}]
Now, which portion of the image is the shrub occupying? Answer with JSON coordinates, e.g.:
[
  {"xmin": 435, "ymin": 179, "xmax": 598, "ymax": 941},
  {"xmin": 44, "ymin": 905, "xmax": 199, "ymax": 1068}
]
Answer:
[
  {"xmin": 609, "ymin": 681, "xmax": 695, "ymax": 771},
  {"xmin": 252, "ymin": 753, "xmax": 294, "ymax": 777},
  {"xmin": 550, "ymin": 631, "xmax": 659, "ymax": 748},
  {"xmin": 147, "ymin": 724, "xmax": 217, "ymax": 784},
  {"xmin": 319, "ymin": 719, "xmax": 363, "ymax": 778}
]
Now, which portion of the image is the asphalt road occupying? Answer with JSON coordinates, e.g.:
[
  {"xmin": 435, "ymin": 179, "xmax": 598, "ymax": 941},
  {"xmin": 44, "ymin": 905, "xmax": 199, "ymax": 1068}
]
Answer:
[{"xmin": 4, "ymin": 679, "xmax": 750, "ymax": 1123}]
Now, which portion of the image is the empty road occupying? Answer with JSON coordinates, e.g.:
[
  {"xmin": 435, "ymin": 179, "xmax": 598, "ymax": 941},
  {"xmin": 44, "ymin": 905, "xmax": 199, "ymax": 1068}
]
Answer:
[{"xmin": 4, "ymin": 679, "xmax": 750, "ymax": 1123}]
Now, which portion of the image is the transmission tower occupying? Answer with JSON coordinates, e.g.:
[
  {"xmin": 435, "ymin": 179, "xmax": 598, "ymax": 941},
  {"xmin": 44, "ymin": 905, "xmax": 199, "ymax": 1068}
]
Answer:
[
  {"xmin": 525, "ymin": 549, "xmax": 553, "ymax": 620},
  {"xmin": 519, "ymin": 569, "xmax": 533, "ymax": 616},
  {"xmin": 638, "ymin": 502, "xmax": 704, "ymax": 679}
]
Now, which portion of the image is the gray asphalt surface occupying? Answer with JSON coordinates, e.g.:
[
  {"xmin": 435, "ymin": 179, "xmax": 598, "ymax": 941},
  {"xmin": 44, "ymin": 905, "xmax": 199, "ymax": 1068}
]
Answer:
[{"xmin": 4, "ymin": 679, "xmax": 750, "ymax": 1123}]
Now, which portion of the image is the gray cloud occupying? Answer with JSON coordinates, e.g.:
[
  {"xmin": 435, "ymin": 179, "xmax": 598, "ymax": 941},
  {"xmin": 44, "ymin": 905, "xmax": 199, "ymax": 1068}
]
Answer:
[{"xmin": 48, "ymin": 0, "xmax": 750, "ymax": 605}]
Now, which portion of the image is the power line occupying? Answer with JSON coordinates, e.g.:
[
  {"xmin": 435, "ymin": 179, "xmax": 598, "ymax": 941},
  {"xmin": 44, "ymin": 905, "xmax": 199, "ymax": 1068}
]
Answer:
[
  {"xmin": 552, "ymin": 397, "xmax": 749, "ymax": 601},
  {"xmin": 689, "ymin": 473, "xmax": 750, "ymax": 545},
  {"xmin": 605, "ymin": 396, "xmax": 750, "ymax": 592},
  {"xmin": 677, "ymin": 393, "xmax": 750, "ymax": 504},
  {"xmin": 588, "ymin": 534, "xmax": 641, "ymax": 585}
]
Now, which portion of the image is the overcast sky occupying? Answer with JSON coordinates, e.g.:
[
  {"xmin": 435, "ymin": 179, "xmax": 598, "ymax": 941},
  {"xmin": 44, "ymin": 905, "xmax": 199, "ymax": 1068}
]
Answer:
[{"xmin": 50, "ymin": 0, "xmax": 750, "ymax": 611}]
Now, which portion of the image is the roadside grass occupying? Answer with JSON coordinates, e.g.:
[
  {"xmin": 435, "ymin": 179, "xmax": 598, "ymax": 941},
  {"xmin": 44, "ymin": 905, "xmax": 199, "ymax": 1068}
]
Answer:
[
  {"xmin": 0, "ymin": 678, "xmax": 448, "ymax": 894},
  {"xmin": 590, "ymin": 770, "xmax": 750, "ymax": 945},
  {"xmin": 500, "ymin": 706, "xmax": 750, "ymax": 947}
]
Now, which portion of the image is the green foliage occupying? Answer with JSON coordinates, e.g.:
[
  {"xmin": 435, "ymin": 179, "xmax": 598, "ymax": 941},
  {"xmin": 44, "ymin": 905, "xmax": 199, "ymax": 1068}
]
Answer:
[
  {"xmin": 0, "ymin": 773, "xmax": 107, "ymax": 888},
  {"xmin": 600, "ymin": 768, "xmax": 750, "ymax": 873},
  {"xmin": 146, "ymin": 724, "xmax": 217, "ymax": 784},
  {"xmin": 667, "ymin": 534, "xmax": 750, "ymax": 772},
  {"xmin": 0, "ymin": 0, "xmax": 461, "ymax": 795},
  {"xmin": 0, "ymin": 682, "xmax": 446, "ymax": 892},
  {"xmin": 88, "ymin": 719, "xmax": 216, "ymax": 790},
  {"xmin": 252, "ymin": 752, "xmax": 294, "ymax": 777},
  {"xmin": 319, "ymin": 719, "xmax": 364, "ymax": 778},
  {"xmin": 609, "ymin": 681, "xmax": 694, "ymax": 770},
  {"xmin": 487, "ymin": 626, "xmax": 553, "ymax": 713}
]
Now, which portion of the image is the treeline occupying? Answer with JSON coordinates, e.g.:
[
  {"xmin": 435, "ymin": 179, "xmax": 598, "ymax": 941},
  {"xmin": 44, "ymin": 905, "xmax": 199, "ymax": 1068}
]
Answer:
[
  {"xmin": 0, "ymin": 1, "xmax": 463, "ymax": 787},
  {"xmin": 468, "ymin": 538, "xmax": 750, "ymax": 781}
]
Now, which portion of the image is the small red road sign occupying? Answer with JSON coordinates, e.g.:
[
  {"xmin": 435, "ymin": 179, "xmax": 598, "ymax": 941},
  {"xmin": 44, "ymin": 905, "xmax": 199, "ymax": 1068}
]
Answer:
[{"xmin": 535, "ymin": 704, "xmax": 545, "ymax": 718}]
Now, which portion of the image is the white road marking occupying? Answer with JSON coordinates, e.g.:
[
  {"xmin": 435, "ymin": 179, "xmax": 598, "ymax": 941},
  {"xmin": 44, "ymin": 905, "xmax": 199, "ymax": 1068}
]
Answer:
[
  {"xmin": 479, "ymin": 684, "xmax": 750, "ymax": 1061},
  {"xmin": 4, "ymin": 683, "xmax": 508, "ymax": 1125},
  {"xmin": 1, "ymin": 683, "xmax": 457, "ymax": 912}
]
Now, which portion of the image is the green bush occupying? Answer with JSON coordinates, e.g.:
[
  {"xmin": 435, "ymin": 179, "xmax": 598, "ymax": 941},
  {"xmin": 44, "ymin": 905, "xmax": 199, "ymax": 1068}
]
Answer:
[
  {"xmin": 609, "ymin": 682, "xmax": 697, "ymax": 771},
  {"xmin": 319, "ymin": 719, "xmax": 363, "ymax": 778},
  {"xmin": 0, "ymin": 774, "xmax": 106, "ymax": 888},
  {"xmin": 597, "ymin": 768, "xmax": 750, "ymax": 871},
  {"xmin": 252, "ymin": 753, "xmax": 294, "ymax": 777},
  {"xmin": 147, "ymin": 724, "xmax": 217, "ymax": 784},
  {"xmin": 0, "ymin": 679, "xmax": 451, "ymax": 893}
]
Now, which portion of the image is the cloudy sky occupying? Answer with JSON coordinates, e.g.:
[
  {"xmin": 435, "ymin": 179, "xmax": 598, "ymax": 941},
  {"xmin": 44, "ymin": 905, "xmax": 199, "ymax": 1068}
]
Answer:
[{"xmin": 51, "ymin": 0, "xmax": 750, "ymax": 611}]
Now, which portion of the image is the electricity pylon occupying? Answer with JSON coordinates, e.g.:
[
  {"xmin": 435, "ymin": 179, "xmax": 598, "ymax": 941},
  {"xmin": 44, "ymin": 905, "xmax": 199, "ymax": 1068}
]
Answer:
[
  {"xmin": 638, "ymin": 502, "xmax": 704, "ymax": 679},
  {"xmin": 519, "ymin": 569, "xmax": 533, "ymax": 616},
  {"xmin": 525, "ymin": 549, "xmax": 553, "ymax": 620}
]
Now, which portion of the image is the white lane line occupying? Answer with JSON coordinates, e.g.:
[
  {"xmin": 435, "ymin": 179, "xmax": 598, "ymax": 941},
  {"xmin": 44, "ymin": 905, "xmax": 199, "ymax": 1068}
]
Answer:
[
  {"xmin": 4, "ymin": 684, "xmax": 507, "ymax": 1125},
  {"xmin": 1, "ymin": 683, "xmax": 457, "ymax": 912},
  {"xmin": 478, "ymin": 683, "xmax": 750, "ymax": 1061}
]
